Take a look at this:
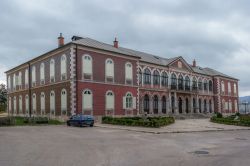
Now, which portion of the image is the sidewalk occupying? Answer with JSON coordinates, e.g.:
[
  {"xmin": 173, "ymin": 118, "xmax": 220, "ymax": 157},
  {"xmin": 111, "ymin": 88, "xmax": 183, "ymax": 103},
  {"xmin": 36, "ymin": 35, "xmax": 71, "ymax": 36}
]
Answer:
[{"xmin": 95, "ymin": 119, "xmax": 250, "ymax": 134}]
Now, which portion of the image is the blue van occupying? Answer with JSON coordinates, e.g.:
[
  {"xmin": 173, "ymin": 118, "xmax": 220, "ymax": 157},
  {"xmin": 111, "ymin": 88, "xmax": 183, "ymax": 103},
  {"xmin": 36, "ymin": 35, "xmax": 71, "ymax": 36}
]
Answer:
[{"xmin": 67, "ymin": 114, "xmax": 94, "ymax": 127}]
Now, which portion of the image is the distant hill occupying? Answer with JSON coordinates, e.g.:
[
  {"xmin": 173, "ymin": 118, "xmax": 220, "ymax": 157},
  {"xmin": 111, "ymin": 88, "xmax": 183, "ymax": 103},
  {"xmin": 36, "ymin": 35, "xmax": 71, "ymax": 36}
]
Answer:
[{"xmin": 239, "ymin": 96, "xmax": 250, "ymax": 103}]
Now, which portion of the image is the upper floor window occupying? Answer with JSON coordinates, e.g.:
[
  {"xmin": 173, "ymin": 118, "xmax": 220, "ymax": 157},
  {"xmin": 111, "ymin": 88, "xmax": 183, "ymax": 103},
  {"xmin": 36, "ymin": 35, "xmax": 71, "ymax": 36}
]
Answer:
[
  {"xmin": 178, "ymin": 61, "xmax": 182, "ymax": 68},
  {"xmin": 61, "ymin": 55, "xmax": 67, "ymax": 80},
  {"xmin": 204, "ymin": 80, "xmax": 208, "ymax": 91},
  {"xmin": 82, "ymin": 89, "xmax": 93, "ymax": 110},
  {"xmin": 7, "ymin": 76, "xmax": 11, "ymax": 90},
  {"xmin": 25, "ymin": 69, "xmax": 29, "ymax": 88},
  {"xmin": 32, "ymin": 66, "xmax": 36, "ymax": 87},
  {"xmin": 198, "ymin": 79, "xmax": 202, "ymax": 91},
  {"xmin": 82, "ymin": 54, "xmax": 93, "ymax": 79},
  {"xmin": 50, "ymin": 59, "xmax": 55, "ymax": 82},
  {"xmin": 233, "ymin": 83, "xmax": 237, "ymax": 95},
  {"xmin": 161, "ymin": 72, "xmax": 168, "ymax": 87},
  {"xmin": 221, "ymin": 81, "xmax": 225, "ymax": 94},
  {"xmin": 228, "ymin": 82, "xmax": 231, "ymax": 94},
  {"xmin": 106, "ymin": 91, "xmax": 114, "ymax": 110},
  {"xmin": 105, "ymin": 58, "xmax": 114, "ymax": 81},
  {"xmin": 209, "ymin": 80, "xmax": 213, "ymax": 91},
  {"xmin": 184, "ymin": 76, "xmax": 190, "ymax": 90},
  {"xmin": 178, "ymin": 75, "xmax": 184, "ymax": 90},
  {"xmin": 13, "ymin": 74, "xmax": 16, "ymax": 90},
  {"xmin": 153, "ymin": 70, "xmax": 160, "ymax": 85},
  {"xmin": 125, "ymin": 62, "xmax": 133, "ymax": 84},
  {"xmin": 143, "ymin": 68, "xmax": 151, "ymax": 85},
  {"xmin": 192, "ymin": 77, "xmax": 197, "ymax": 90},
  {"xmin": 18, "ymin": 71, "xmax": 22, "ymax": 88},
  {"xmin": 40, "ymin": 63, "xmax": 45, "ymax": 84},
  {"xmin": 171, "ymin": 73, "xmax": 177, "ymax": 89}
]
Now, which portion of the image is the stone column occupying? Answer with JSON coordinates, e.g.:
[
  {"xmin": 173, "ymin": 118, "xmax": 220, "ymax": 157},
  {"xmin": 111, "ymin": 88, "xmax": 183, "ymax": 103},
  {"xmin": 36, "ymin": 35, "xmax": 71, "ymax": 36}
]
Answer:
[
  {"xmin": 190, "ymin": 95, "xmax": 194, "ymax": 114},
  {"xmin": 196, "ymin": 95, "xmax": 199, "ymax": 113}
]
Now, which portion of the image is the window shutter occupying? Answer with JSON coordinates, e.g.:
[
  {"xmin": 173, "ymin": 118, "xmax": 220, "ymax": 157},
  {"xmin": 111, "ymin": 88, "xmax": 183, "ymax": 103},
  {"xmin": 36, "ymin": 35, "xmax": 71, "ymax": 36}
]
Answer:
[
  {"xmin": 133, "ymin": 97, "xmax": 136, "ymax": 109},
  {"xmin": 123, "ymin": 96, "xmax": 126, "ymax": 109}
]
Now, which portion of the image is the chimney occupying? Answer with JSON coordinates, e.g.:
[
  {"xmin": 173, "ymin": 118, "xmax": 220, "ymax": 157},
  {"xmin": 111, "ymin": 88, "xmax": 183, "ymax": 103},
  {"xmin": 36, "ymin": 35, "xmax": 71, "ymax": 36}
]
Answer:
[
  {"xmin": 58, "ymin": 33, "xmax": 64, "ymax": 47},
  {"xmin": 113, "ymin": 37, "xmax": 118, "ymax": 48},
  {"xmin": 192, "ymin": 59, "xmax": 196, "ymax": 67}
]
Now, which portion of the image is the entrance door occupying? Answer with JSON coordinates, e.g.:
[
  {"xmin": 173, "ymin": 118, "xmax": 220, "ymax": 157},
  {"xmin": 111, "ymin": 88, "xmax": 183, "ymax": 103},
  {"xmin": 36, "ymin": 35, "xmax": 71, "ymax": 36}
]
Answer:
[{"xmin": 178, "ymin": 97, "xmax": 182, "ymax": 113}]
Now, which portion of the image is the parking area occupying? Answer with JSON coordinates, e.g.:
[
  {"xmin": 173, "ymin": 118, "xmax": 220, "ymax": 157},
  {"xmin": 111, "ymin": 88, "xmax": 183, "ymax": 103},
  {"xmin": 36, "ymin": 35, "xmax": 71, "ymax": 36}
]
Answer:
[{"xmin": 0, "ymin": 125, "xmax": 250, "ymax": 166}]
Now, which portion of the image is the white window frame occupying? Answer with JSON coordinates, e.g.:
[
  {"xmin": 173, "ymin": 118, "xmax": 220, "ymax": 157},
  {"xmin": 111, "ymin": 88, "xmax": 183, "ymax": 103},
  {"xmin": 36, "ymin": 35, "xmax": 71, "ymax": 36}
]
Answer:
[
  {"xmin": 221, "ymin": 81, "xmax": 225, "ymax": 94},
  {"xmin": 61, "ymin": 55, "xmax": 67, "ymax": 80},
  {"xmin": 25, "ymin": 69, "xmax": 29, "ymax": 88},
  {"xmin": 19, "ymin": 95, "xmax": 22, "ymax": 114},
  {"xmin": 50, "ymin": 59, "xmax": 55, "ymax": 83},
  {"xmin": 40, "ymin": 92, "xmax": 45, "ymax": 115},
  {"xmin": 50, "ymin": 91, "xmax": 55, "ymax": 116},
  {"xmin": 228, "ymin": 82, "xmax": 231, "ymax": 95},
  {"xmin": 82, "ymin": 89, "xmax": 93, "ymax": 110},
  {"xmin": 123, "ymin": 92, "xmax": 136, "ymax": 110},
  {"xmin": 32, "ymin": 66, "xmax": 36, "ymax": 86},
  {"xmin": 125, "ymin": 62, "xmax": 133, "ymax": 82},
  {"xmin": 106, "ymin": 90, "xmax": 114, "ymax": 110},
  {"xmin": 40, "ymin": 63, "xmax": 45, "ymax": 84},
  {"xmin": 82, "ymin": 54, "xmax": 93, "ymax": 78},
  {"xmin": 105, "ymin": 58, "xmax": 114, "ymax": 79},
  {"xmin": 61, "ymin": 89, "xmax": 67, "ymax": 115}
]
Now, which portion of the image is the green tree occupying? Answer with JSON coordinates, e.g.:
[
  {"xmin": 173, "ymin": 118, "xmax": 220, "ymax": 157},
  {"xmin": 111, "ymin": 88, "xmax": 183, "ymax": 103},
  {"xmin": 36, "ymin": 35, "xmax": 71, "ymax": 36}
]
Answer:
[{"xmin": 0, "ymin": 84, "xmax": 7, "ymax": 112}]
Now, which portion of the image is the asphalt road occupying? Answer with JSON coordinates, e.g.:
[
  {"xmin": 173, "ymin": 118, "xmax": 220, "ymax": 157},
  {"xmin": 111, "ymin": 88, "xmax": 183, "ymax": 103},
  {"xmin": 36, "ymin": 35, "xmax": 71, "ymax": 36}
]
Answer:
[{"xmin": 0, "ymin": 125, "xmax": 250, "ymax": 166}]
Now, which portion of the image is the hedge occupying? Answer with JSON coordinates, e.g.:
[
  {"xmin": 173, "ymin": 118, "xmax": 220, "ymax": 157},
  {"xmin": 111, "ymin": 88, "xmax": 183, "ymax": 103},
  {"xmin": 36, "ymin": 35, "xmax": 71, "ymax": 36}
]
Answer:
[
  {"xmin": 210, "ymin": 114, "xmax": 250, "ymax": 127},
  {"xmin": 102, "ymin": 116, "xmax": 175, "ymax": 128}
]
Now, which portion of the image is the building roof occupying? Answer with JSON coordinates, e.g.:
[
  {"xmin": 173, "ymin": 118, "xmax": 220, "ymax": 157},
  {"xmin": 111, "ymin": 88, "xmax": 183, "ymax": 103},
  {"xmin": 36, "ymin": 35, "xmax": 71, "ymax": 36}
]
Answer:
[{"xmin": 5, "ymin": 36, "xmax": 238, "ymax": 80}]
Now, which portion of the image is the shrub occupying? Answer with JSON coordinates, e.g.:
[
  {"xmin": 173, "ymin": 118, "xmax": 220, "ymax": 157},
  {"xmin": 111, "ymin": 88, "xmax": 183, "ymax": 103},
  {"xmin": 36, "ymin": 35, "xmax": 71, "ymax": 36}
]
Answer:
[
  {"xmin": 0, "ymin": 117, "xmax": 15, "ymax": 126},
  {"xmin": 102, "ymin": 116, "xmax": 175, "ymax": 128},
  {"xmin": 215, "ymin": 112, "xmax": 223, "ymax": 118}
]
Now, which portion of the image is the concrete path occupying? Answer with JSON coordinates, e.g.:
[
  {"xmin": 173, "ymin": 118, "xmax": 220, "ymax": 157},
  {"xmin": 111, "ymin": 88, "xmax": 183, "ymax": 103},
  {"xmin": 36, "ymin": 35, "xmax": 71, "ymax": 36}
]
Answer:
[{"xmin": 95, "ymin": 119, "xmax": 250, "ymax": 134}]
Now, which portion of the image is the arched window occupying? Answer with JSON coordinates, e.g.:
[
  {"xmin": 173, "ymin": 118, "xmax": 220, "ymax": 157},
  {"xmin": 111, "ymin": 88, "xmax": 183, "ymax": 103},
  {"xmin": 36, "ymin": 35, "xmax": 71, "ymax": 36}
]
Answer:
[
  {"xmin": 221, "ymin": 81, "xmax": 225, "ymax": 94},
  {"xmin": 209, "ymin": 80, "xmax": 213, "ymax": 91},
  {"xmin": 234, "ymin": 100, "xmax": 238, "ymax": 111},
  {"xmin": 125, "ymin": 92, "xmax": 133, "ymax": 109},
  {"xmin": 32, "ymin": 93, "xmax": 36, "ymax": 114},
  {"xmin": 144, "ymin": 95, "xmax": 149, "ymax": 114},
  {"xmin": 204, "ymin": 80, "xmax": 208, "ymax": 91},
  {"xmin": 32, "ymin": 66, "xmax": 36, "ymax": 86},
  {"xmin": 229, "ymin": 100, "xmax": 232, "ymax": 111},
  {"xmin": 198, "ymin": 79, "xmax": 202, "ymax": 91},
  {"xmin": 13, "ymin": 96, "xmax": 16, "ymax": 114},
  {"xmin": 50, "ymin": 59, "xmax": 55, "ymax": 82},
  {"xmin": 233, "ymin": 83, "xmax": 237, "ymax": 95},
  {"xmin": 50, "ymin": 91, "xmax": 55, "ymax": 115},
  {"xmin": 153, "ymin": 70, "xmax": 160, "ymax": 85},
  {"xmin": 40, "ymin": 92, "xmax": 45, "ymax": 114},
  {"xmin": 18, "ymin": 71, "xmax": 22, "ymax": 89},
  {"xmin": 171, "ymin": 73, "xmax": 177, "ymax": 89},
  {"xmin": 61, "ymin": 55, "xmax": 67, "ymax": 80},
  {"xmin": 40, "ymin": 63, "xmax": 45, "ymax": 84},
  {"xmin": 125, "ymin": 62, "xmax": 133, "ymax": 82},
  {"xmin": 144, "ymin": 68, "xmax": 151, "ymax": 85},
  {"xmin": 106, "ymin": 91, "xmax": 114, "ymax": 110},
  {"xmin": 178, "ymin": 75, "xmax": 184, "ymax": 90},
  {"xmin": 209, "ymin": 100, "xmax": 212, "ymax": 113},
  {"xmin": 61, "ymin": 89, "xmax": 67, "ymax": 115},
  {"xmin": 105, "ymin": 58, "xmax": 114, "ymax": 79},
  {"xmin": 19, "ymin": 95, "xmax": 22, "ymax": 114},
  {"xmin": 82, "ymin": 54, "xmax": 93, "ymax": 79},
  {"xmin": 82, "ymin": 89, "xmax": 93, "ymax": 110},
  {"xmin": 25, "ymin": 69, "xmax": 29, "ymax": 88},
  {"xmin": 139, "ymin": 69, "xmax": 142, "ymax": 85},
  {"xmin": 7, "ymin": 76, "xmax": 11, "ymax": 90},
  {"xmin": 228, "ymin": 82, "xmax": 231, "ymax": 95},
  {"xmin": 185, "ymin": 76, "xmax": 190, "ymax": 90},
  {"xmin": 222, "ymin": 99, "xmax": 225, "ymax": 111},
  {"xmin": 161, "ymin": 72, "xmax": 168, "ymax": 87},
  {"xmin": 162, "ymin": 96, "xmax": 166, "ymax": 114},
  {"xmin": 192, "ymin": 77, "xmax": 197, "ymax": 90},
  {"xmin": 8, "ymin": 97, "xmax": 12, "ymax": 114},
  {"xmin": 153, "ymin": 95, "xmax": 158, "ymax": 114},
  {"xmin": 25, "ymin": 95, "xmax": 29, "ymax": 115}
]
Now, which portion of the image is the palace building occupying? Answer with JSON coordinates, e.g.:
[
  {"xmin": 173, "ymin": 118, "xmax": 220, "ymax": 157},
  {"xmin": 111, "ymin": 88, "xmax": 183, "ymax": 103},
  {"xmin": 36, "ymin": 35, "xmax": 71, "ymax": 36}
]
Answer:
[{"xmin": 5, "ymin": 34, "xmax": 239, "ymax": 119}]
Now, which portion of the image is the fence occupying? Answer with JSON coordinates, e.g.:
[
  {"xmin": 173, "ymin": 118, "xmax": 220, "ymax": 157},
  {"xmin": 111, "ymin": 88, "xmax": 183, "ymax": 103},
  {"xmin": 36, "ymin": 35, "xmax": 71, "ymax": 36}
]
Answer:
[{"xmin": 239, "ymin": 102, "xmax": 250, "ymax": 114}]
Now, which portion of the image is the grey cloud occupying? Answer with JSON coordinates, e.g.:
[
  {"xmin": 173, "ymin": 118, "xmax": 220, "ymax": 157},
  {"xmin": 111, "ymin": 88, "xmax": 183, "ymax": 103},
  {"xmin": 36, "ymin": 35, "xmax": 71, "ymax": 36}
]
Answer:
[{"xmin": 0, "ymin": 0, "xmax": 249, "ymax": 96}]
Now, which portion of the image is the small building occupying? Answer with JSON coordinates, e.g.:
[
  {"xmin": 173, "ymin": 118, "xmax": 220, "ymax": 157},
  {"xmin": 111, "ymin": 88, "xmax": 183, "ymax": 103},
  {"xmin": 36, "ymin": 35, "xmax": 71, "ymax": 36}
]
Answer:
[{"xmin": 5, "ymin": 34, "xmax": 239, "ymax": 119}]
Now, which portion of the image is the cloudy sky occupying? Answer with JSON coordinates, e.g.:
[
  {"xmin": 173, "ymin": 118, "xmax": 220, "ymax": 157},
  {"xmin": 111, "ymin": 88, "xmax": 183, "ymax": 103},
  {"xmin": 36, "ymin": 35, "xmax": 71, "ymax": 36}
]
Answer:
[{"xmin": 0, "ymin": 0, "xmax": 250, "ymax": 96}]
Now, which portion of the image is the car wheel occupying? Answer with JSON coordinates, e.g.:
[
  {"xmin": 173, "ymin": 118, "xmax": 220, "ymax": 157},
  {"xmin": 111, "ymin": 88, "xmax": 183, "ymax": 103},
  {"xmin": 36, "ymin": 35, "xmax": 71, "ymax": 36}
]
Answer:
[
  {"xmin": 67, "ymin": 122, "xmax": 71, "ymax": 126},
  {"xmin": 90, "ymin": 123, "xmax": 94, "ymax": 127}
]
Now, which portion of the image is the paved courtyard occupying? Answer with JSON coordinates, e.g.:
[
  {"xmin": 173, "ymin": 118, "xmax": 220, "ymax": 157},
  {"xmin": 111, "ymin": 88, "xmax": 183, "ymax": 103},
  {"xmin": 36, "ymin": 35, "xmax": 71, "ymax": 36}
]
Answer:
[{"xmin": 0, "ymin": 122, "xmax": 250, "ymax": 166}]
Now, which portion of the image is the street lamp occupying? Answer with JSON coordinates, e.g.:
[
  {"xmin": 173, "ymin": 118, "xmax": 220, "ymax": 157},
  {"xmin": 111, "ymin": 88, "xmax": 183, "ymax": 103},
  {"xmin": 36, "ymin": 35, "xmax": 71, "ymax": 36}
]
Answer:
[{"xmin": 241, "ymin": 101, "xmax": 248, "ymax": 114}]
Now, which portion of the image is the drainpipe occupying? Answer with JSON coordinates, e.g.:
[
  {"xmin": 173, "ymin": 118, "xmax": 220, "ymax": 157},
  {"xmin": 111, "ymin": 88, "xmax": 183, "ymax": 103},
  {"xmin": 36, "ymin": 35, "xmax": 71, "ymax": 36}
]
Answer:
[{"xmin": 75, "ymin": 44, "xmax": 78, "ymax": 115}]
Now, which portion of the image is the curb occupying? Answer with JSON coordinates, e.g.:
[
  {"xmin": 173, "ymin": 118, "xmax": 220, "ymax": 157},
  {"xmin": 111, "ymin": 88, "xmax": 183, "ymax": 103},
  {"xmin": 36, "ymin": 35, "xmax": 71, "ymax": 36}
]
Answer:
[{"xmin": 94, "ymin": 124, "xmax": 250, "ymax": 134}]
